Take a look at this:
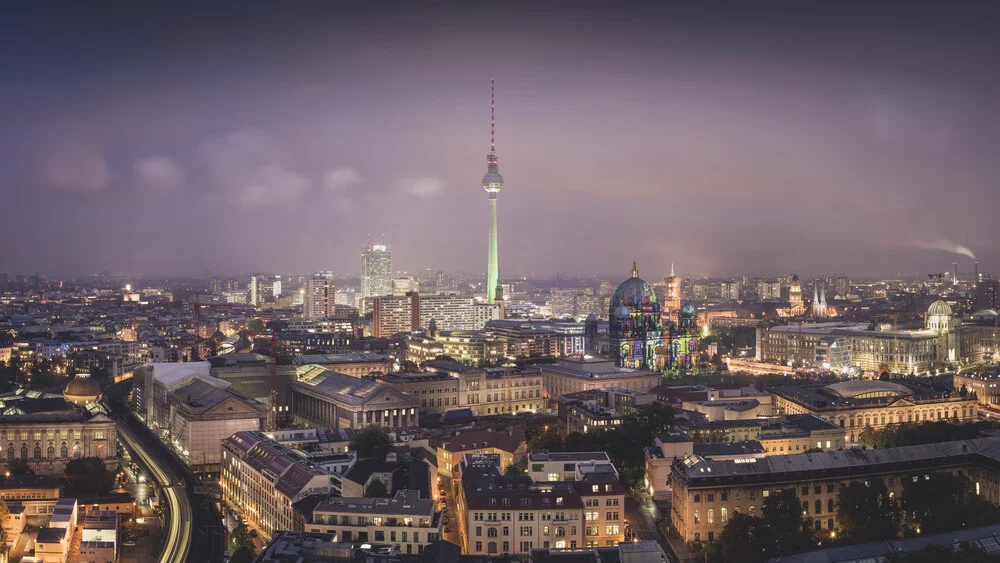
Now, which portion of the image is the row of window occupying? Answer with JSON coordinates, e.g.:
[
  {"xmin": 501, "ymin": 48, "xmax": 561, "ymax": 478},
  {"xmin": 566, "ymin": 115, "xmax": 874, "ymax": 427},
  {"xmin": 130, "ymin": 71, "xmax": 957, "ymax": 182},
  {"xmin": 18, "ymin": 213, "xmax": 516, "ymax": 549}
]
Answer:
[{"xmin": 0, "ymin": 443, "xmax": 82, "ymax": 461}]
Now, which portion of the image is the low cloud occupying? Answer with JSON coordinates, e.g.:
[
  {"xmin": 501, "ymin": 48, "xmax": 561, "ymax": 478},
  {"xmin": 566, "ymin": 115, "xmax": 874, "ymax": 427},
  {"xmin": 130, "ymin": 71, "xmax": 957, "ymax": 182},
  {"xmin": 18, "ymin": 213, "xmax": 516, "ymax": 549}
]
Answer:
[
  {"xmin": 398, "ymin": 176, "xmax": 447, "ymax": 199},
  {"xmin": 239, "ymin": 166, "xmax": 312, "ymax": 207},
  {"xmin": 134, "ymin": 156, "xmax": 185, "ymax": 190},
  {"xmin": 198, "ymin": 128, "xmax": 310, "ymax": 208},
  {"xmin": 39, "ymin": 148, "xmax": 109, "ymax": 192},
  {"xmin": 323, "ymin": 167, "xmax": 362, "ymax": 190}
]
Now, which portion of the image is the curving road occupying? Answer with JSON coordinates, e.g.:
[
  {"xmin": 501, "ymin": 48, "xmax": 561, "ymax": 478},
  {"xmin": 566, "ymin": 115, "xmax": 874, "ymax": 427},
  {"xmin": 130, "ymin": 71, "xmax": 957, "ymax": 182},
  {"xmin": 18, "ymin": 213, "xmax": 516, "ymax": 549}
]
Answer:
[{"xmin": 118, "ymin": 423, "xmax": 193, "ymax": 563}]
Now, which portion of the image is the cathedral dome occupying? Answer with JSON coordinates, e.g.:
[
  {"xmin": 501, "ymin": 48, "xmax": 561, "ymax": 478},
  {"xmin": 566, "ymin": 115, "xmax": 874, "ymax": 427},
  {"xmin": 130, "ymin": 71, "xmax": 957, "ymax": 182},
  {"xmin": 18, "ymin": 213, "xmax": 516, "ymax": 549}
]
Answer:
[
  {"xmin": 927, "ymin": 300, "xmax": 953, "ymax": 317},
  {"xmin": 64, "ymin": 373, "xmax": 101, "ymax": 405}
]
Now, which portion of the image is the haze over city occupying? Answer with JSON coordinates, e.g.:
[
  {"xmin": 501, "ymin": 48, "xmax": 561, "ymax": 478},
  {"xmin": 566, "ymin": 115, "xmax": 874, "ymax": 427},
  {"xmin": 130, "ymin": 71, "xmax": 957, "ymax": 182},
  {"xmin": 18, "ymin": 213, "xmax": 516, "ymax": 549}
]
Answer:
[{"xmin": 2, "ymin": 2, "xmax": 998, "ymax": 278}]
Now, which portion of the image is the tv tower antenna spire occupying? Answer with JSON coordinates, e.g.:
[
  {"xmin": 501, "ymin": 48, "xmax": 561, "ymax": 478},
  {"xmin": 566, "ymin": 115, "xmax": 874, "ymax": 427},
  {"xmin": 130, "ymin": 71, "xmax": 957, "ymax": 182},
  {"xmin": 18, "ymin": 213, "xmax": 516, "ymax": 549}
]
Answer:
[{"xmin": 490, "ymin": 77, "xmax": 495, "ymax": 154}]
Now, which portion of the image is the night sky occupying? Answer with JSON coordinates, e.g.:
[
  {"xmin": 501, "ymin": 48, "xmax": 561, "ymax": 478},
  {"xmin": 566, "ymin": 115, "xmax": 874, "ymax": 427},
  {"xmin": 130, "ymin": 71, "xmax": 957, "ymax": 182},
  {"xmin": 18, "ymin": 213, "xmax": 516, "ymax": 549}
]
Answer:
[{"xmin": 2, "ymin": 2, "xmax": 999, "ymax": 279}]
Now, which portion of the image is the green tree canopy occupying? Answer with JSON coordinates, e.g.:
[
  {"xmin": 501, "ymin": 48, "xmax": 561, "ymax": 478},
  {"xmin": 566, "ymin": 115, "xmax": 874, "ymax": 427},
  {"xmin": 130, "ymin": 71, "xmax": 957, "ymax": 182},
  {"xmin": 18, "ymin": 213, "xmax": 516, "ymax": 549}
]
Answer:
[
  {"xmin": 902, "ymin": 473, "xmax": 1000, "ymax": 534},
  {"xmin": 364, "ymin": 478, "xmax": 389, "ymax": 498},
  {"xmin": 527, "ymin": 431, "xmax": 564, "ymax": 453},
  {"xmin": 229, "ymin": 521, "xmax": 254, "ymax": 555},
  {"xmin": 718, "ymin": 513, "xmax": 776, "ymax": 563},
  {"xmin": 761, "ymin": 489, "xmax": 813, "ymax": 555},
  {"xmin": 837, "ymin": 481, "xmax": 899, "ymax": 543},
  {"xmin": 65, "ymin": 457, "xmax": 116, "ymax": 495},
  {"xmin": 502, "ymin": 464, "xmax": 526, "ymax": 478},
  {"xmin": 350, "ymin": 425, "xmax": 393, "ymax": 459},
  {"xmin": 563, "ymin": 432, "xmax": 590, "ymax": 453}
]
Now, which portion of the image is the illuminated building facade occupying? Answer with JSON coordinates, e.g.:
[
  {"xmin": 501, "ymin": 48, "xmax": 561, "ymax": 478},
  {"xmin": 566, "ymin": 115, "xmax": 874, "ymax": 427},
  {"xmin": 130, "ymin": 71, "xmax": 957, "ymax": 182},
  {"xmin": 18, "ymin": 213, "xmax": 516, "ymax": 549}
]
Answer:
[
  {"xmin": 361, "ymin": 243, "xmax": 393, "ymax": 312},
  {"xmin": 608, "ymin": 262, "xmax": 664, "ymax": 371}
]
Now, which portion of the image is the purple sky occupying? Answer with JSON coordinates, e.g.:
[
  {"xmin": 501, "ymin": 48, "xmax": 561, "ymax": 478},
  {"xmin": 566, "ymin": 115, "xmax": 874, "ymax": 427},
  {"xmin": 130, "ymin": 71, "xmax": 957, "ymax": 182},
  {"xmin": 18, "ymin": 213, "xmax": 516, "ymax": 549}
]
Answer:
[{"xmin": 2, "ymin": 2, "xmax": 999, "ymax": 280}]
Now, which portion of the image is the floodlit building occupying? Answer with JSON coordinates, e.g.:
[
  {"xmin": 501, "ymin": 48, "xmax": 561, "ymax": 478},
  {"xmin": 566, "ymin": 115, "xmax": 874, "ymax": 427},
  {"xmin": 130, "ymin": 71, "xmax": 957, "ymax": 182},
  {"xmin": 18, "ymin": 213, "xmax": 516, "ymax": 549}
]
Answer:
[
  {"xmin": 437, "ymin": 428, "xmax": 526, "ymax": 477},
  {"xmin": 0, "ymin": 384, "xmax": 117, "ymax": 475},
  {"xmin": 221, "ymin": 431, "xmax": 332, "ymax": 540},
  {"xmin": 527, "ymin": 451, "xmax": 618, "ymax": 483},
  {"xmin": 290, "ymin": 365, "xmax": 419, "ymax": 429},
  {"xmin": 538, "ymin": 357, "xmax": 661, "ymax": 399},
  {"xmin": 769, "ymin": 380, "xmax": 977, "ymax": 444},
  {"xmin": 131, "ymin": 363, "xmax": 267, "ymax": 475}
]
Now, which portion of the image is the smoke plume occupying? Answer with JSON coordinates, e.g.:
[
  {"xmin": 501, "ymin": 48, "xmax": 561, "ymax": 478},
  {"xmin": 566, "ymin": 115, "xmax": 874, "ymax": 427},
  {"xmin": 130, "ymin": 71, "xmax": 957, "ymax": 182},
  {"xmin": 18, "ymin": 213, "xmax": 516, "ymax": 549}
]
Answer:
[{"xmin": 913, "ymin": 238, "xmax": 976, "ymax": 260}]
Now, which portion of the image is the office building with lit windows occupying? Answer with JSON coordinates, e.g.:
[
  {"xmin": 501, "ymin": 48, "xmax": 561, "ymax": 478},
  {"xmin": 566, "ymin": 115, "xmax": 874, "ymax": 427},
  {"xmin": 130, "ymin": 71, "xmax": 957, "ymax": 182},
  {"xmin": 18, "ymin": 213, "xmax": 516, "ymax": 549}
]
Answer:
[
  {"xmin": 457, "ymin": 454, "xmax": 625, "ymax": 557},
  {"xmin": 305, "ymin": 489, "xmax": 441, "ymax": 555},
  {"xmin": 670, "ymin": 436, "xmax": 1000, "ymax": 545},
  {"xmin": 221, "ymin": 431, "xmax": 332, "ymax": 541}
]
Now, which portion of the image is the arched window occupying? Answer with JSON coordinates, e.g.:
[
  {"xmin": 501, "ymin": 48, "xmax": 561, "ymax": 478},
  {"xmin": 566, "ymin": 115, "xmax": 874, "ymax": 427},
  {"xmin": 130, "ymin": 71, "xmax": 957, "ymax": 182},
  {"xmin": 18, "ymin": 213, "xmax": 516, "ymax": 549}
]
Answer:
[
  {"xmin": 707, "ymin": 509, "xmax": 714, "ymax": 524},
  {"xmin": 72, "ymin": 442, "xmax": 81, "ymax": 459},
  {"xmin": 488, "ymin": 528, "xmax": 498, "ymax": 538},
  {"xmin": 694, "ymin": 509, "xmax": 700, "ymax": 524},
  {"xmin": 20, "ymin": 445, "xmax": 28, "ymax": 460},
  {"xmin": 488, "ymin": 542, "xmax": 498, "ymax": 554},
  {"xmin": 33, "ymin": 445, "xmax": 41, "ymax": 459},
  {"xmin": 721, "ymin": 508, "xmax": 728, "ymax": 523},
  {"xmin": 5, "ymin": 443, "xmax": 13, "ymax": 461},
  {"xmin": 47, "ymin": 446, "xmax": 54, "ymax": 459},
  {"xmin": 60, "ymin": 444, "xmax": 68, "ymax": 459}
]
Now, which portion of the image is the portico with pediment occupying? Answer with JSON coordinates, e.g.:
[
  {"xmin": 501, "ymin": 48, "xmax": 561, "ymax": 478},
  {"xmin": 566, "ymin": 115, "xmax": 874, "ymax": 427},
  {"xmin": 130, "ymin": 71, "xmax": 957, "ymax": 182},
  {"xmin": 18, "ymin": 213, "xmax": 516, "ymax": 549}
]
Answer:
[{"xmin": 291, "ymin": 365, "xmax": 420, "ymax": 430}]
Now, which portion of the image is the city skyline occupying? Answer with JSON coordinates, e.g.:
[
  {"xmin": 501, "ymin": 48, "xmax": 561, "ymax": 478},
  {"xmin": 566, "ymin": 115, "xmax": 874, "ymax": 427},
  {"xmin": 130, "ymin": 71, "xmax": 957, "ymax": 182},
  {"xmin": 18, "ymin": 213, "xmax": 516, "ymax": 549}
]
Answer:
[{"xmin": 2, "ymin": 3, "xmax": 999, "ymax": 279}]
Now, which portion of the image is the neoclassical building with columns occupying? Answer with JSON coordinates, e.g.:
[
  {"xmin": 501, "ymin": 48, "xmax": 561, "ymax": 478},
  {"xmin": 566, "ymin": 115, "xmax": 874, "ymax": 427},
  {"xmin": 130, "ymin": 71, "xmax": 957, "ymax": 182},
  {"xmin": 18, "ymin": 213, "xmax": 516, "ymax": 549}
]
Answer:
[
  {"xmin": 291, "ymin": 365, "xmax": 419, "ymax": 429},
  {"xmin": 769, "ymin": 379, "xmax": 978, "ymax": 444}
]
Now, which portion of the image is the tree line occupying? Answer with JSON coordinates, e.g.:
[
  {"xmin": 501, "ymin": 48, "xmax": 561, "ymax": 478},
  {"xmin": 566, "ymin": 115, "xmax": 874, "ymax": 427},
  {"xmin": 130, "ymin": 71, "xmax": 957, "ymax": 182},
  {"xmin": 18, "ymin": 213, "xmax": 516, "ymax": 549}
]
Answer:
[
  {"xmin": 525, "ymin": 402, "xmax": 675, "ymax": 490},
  {"xmin": 708, "ymin": 472, "xmax": 1000, "ymax": 563}
]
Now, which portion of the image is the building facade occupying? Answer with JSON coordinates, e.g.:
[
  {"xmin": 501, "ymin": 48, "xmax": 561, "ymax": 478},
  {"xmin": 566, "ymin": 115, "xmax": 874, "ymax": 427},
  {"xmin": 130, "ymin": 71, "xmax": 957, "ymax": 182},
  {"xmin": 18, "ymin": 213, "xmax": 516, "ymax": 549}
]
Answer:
[
  {"xmin": 221, "ymin": 431, "xmax": 332, "ymax": 540},
  {"xmin": 769, "ymin": 380, "xmax": 978, "ymax": 444},
  {"xmin": 291, "ymin": 365, "xmax": 419, "ymax": 430},
  {"xmin": 306, "ymin": 489, "xmax": 441, "ymax": 555},
  {"xmin": 361, "ymin": 244, "xmax": 393, "ymax": 312}
]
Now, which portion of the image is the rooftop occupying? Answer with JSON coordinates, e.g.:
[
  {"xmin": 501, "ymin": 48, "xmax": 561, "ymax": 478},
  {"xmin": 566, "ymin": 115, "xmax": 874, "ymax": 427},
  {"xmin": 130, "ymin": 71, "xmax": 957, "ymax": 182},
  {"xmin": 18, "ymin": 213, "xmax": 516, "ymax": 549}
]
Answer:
[
  {"xmin": 293, "ymin": 353, "xmax": 389, "ymax": 365},
  {"xmin": 528, "ymin": 450, "xmax": 612, "ymax": 463},
  {"xmin": 540, "ymin": 357, "xmax": 660, "ymax": 379},
  {"xmin": 675, "ymin": 436, "xmax": 1000, "ymax": 485},
  {"xmin": 313, "ymin": 489, "xmax": 434, "ymax": 517}
]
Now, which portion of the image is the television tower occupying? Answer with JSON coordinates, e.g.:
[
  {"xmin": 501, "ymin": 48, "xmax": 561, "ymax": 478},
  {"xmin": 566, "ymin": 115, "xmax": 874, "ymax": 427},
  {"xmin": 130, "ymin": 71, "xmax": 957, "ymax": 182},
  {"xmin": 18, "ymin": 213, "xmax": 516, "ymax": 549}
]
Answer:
[{"xmin": 483, "ymin": 78, "xmax": 504, "ymax": 304}]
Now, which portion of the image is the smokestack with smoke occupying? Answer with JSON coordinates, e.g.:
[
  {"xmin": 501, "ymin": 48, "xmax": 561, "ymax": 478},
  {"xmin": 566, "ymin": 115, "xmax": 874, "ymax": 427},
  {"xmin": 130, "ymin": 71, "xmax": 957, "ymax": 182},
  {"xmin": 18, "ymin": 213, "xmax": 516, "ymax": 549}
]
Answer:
[{"xmin": 913, "ymin": 238, "xmax": 976, "ymax": 260}]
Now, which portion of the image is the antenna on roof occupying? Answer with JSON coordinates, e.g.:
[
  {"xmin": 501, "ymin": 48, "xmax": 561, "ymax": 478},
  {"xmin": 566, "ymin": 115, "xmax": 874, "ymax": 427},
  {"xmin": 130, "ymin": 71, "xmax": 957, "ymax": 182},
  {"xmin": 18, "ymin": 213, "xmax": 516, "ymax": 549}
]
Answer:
[{"xmin": 490, "ymin": 77, "xmax": 496, "ymax": 154}]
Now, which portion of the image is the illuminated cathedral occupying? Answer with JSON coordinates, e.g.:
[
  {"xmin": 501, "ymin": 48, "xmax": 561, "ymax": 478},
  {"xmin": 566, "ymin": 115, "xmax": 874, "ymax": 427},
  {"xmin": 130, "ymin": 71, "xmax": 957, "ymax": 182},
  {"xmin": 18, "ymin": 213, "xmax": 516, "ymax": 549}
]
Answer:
[{"xmin": 608, "ymin": 262, "xmax": 701, "ymax": 374}]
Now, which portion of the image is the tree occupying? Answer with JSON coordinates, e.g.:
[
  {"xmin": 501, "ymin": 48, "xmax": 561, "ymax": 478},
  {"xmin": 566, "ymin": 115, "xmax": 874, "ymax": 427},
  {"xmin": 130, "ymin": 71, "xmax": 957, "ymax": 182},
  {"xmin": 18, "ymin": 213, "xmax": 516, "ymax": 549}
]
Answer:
[
  {"xmin": 564, "ymin": 432, "xmax": 590, "ymax": 453},
  {"xmin": 902, "ymin": 473, "xmax": 1000, "ymax": 534},
  {"xmin": 527, "ymin": 431, "xmax": 564, "ymax": 453},
  {"xmin": 229, "ymin": 521, "xmax": 254, "ymax": 555},
  {"xmin": 761, "ymin": 489, "xmax": 813, "ymax": 555},
  {"xmin": 837, "ymin": 481, "xmax": 899, "ymax": 543},
  {"xmin": 350, "ymin": 425, "xmax": 393, "ymax": 459},
  {"xmin": 65, "ymin": 457, "xmax": 116, "ymax": 495},
  {"xmin": 364, "ymin": 478, "xmax": 389, "ymax": 498},
  {"xmin": 719, "ymin": 513, "xmax": 776, "ymax": 563},
  {"xmin": 503, "ymin": 464, "xmax": 526, "ymax": 478},
  {"xmin": 7, "ymin": 459, "xmax": 33, "ymax": 476},
  {"xmin": 627, "ymin": 402, "xmax": 675, "ymax": 437}
]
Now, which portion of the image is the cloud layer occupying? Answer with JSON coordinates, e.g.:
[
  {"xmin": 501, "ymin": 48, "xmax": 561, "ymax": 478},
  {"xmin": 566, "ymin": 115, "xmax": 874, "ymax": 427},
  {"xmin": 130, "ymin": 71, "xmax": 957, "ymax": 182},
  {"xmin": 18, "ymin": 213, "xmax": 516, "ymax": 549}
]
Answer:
[{"xmin": 135, "ymin": 156, "xmax": 185, "ymax": 191}]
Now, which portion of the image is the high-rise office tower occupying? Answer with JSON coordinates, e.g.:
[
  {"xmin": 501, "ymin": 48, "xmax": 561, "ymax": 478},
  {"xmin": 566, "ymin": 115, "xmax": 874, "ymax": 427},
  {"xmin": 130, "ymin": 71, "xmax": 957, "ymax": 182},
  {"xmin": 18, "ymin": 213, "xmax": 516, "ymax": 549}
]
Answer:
[
  {"xmin": 272, "ymin": 275, "xmax": 283, "ymax": 298},
  {"xmin": 361, "ymin": 243, "xmax": 393, "ymax": 308},
  {"xmin": 482, "ymin": 78, "xmax": 504, "ymax": 304},
  {"xmin": 303, "ymin": 275, "xmax": 335, "ymax": 319}
]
